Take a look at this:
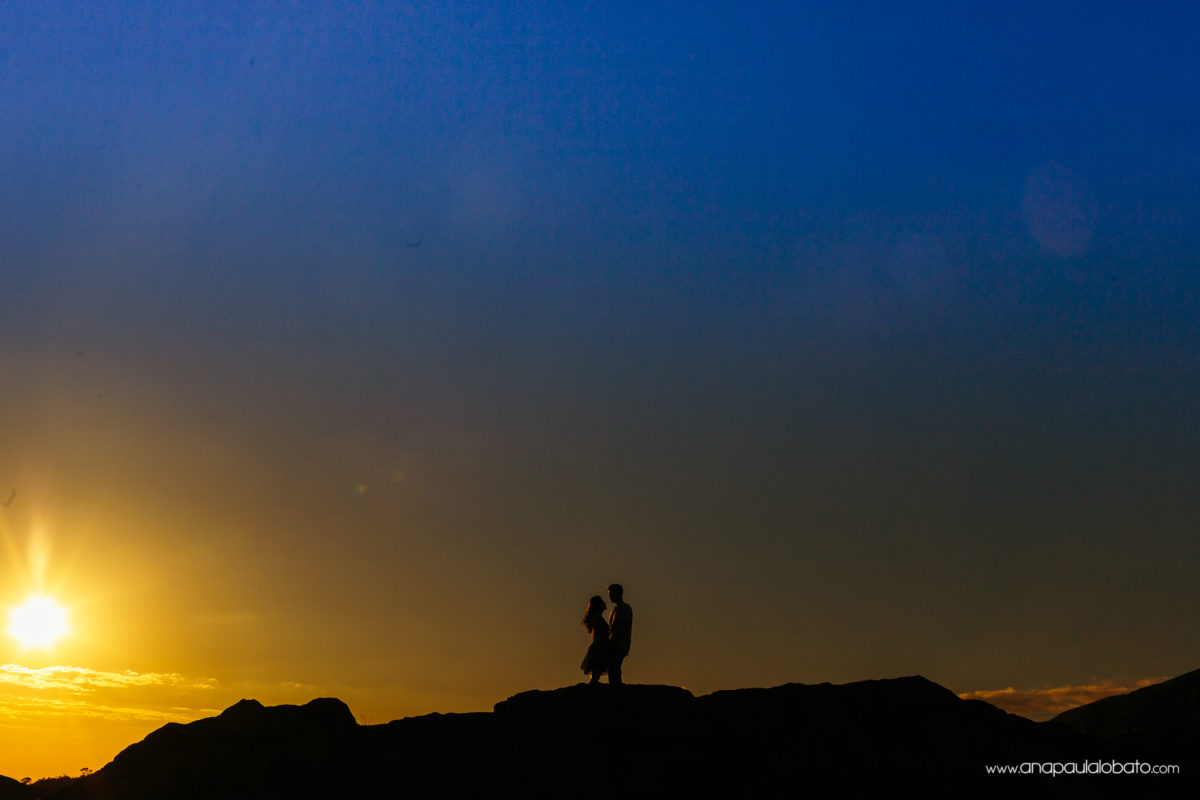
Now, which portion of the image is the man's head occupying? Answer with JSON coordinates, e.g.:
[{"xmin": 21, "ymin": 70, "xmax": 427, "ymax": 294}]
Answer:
[{"xmin": 607, "ymin": 583, "xmax": 624, "ymax": 603}]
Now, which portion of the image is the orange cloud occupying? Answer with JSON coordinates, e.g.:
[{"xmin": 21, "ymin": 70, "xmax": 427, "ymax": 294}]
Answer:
[
  {"xmin": 0, "ymin": 664, "xmax": 321, "ymax": 726},
  {"xmin": 0, "ymin": 664, "xmax": 220, "ymax": 723},
  {"xmin": 960, "ymin": 677, "xmax": 1165, "ymax": 721},
  {"xmin": 0, "ymin": 664, "xmax": 215, "ymax": 693},
  {"xmin": 0, "ymin": 696, "xmax": 212, "ymax": 723}
]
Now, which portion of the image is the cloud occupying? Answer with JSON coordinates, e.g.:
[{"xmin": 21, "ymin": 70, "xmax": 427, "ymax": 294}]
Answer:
[
  {"xmin": 959, "ymin": 677, "xmax": 1165, "ymax": 720},
  {"xmin": 0, "ymin": 664, "xmax": 324, "ymax": 727},
  {"xmin": 0, "ymin": 665, "xmax": 216, "ymax": 694},
  {"xmin": 0, "ymin": 665, "xmax": 222, "ymax": 724},
  {"xmin": 0, "ymin": 696, "xmax": 216, "ymax": 723}
]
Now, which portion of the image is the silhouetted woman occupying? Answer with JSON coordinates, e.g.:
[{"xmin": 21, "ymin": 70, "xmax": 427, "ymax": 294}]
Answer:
[{"xmin": 580, "ymin": 595, "xmax": 609, "ymax": 684}]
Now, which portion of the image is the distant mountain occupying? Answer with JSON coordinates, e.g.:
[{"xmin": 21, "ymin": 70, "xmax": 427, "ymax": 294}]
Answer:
[
  {"xmin": 15, "ymin": 673, "xmax": 1197, "ymax": 798},
  {"xmin": 1053, "ymin": 666, "xmax": 1200, "ymax": 736},
  {"xmin": 1052, "ymin": 666, "xmax": 1200, "ymax": 768}
]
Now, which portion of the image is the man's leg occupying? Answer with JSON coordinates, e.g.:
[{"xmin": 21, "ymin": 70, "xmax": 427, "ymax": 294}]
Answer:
[{"xmin": 608, "ymin": 653, "xmax": 624, "ymax": 685}]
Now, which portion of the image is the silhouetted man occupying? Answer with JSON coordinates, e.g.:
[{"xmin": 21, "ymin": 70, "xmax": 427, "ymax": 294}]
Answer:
[{"xmin": 606, "ymin": 583, "xmax": 633, "ymax": 685}]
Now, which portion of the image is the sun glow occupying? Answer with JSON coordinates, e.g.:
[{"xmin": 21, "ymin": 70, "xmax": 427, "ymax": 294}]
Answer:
[{"xmin": 8, "ymin": 596, "xmax": 70, "ymax": 649}]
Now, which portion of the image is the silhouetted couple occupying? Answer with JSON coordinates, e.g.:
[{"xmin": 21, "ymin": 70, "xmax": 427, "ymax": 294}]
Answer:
[{"xmin": 580, "ymin": 583, "xmax": 633, "ymax": 685}]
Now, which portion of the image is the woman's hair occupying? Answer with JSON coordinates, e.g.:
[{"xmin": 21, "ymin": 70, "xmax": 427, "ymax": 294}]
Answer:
[{"xmin": 581, "ymin": 595, "xmax": 606, "ymax": 632}]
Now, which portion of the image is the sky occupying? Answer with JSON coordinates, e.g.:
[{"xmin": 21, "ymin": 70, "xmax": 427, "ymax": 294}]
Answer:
[{"xmin": 2, "ymin": 0, "xmax": 1199, "ymax": 778}]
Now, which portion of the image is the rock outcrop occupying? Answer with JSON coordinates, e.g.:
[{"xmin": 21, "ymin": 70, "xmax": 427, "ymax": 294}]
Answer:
[{"xmin": 22, "ymin": 672, "xmax": 1199, "ymax": 798}]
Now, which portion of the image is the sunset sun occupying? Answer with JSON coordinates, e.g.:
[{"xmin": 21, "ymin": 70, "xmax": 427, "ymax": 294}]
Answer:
[{"xmin": 8, "ymin": 596, "xmax": 70, "ymax": 649}]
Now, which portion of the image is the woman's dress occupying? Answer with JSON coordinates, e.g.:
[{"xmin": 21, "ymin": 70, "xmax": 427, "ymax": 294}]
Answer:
[{"xmin": 581, "ymin": 614, "xmax": 609, "ymax": 675}]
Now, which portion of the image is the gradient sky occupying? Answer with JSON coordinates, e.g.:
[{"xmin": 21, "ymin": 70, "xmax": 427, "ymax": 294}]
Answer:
[{"xmin": 2, "ymin": 0, "xmax": 1199, "ymax": 778}]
